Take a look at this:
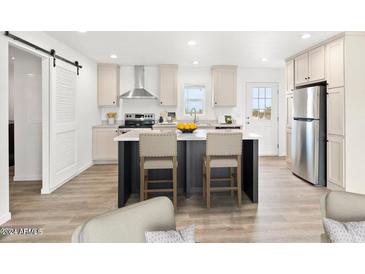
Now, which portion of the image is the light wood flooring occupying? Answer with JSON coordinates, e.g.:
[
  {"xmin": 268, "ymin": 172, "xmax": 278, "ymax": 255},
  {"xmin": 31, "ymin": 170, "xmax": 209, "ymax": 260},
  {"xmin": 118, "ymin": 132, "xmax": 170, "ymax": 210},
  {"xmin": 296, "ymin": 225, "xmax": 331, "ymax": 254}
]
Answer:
[{"xmin": 1, "ymin": 157, "xmax": 327, "ymax": 243}]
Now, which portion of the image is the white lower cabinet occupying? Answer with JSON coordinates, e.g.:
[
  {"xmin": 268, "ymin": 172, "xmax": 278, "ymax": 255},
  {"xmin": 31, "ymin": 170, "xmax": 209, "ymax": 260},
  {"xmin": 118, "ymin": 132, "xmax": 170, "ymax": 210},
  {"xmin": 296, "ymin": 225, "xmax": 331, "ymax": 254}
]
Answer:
[
  {"xmin": 286, "ymin": 128, "xmax": 292, "ymax": 168},
  {"xmin": 327, "ymin": 135, "xmax": 345, "ymax": 188},
  {"xmin": 93, "ymin": 127, "xmax": 119, "ymax": 163}
]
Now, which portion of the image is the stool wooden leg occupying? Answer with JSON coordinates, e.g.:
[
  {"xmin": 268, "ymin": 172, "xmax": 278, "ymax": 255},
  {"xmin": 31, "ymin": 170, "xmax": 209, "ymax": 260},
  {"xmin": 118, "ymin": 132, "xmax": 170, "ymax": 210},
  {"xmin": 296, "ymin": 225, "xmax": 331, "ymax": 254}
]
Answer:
[
  {"xmin": 230, "ymin": 167, "xmax": 234, "ymax": 197},
  {"xmin": 237, "ymin": 156, "xmax": 242, "ymax": 207},
  {"xmin": 206, "ymin": 156, "xmax": 211, "ymax": 209},
  {"xmin": 140, "ymin": 158, "xmax": 145, "ymax": 202},
  {"xmin": 172, "ymin": 156, "xmax": 177, "ymax": 209}
]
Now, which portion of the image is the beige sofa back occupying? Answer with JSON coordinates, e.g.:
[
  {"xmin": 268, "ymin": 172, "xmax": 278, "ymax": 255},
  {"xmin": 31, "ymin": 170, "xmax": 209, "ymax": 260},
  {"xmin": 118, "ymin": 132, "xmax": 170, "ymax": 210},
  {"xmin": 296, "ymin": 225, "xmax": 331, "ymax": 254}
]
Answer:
[{"xmin": 72, "ymin": 197, "xmax": 176, "ymax": 243}]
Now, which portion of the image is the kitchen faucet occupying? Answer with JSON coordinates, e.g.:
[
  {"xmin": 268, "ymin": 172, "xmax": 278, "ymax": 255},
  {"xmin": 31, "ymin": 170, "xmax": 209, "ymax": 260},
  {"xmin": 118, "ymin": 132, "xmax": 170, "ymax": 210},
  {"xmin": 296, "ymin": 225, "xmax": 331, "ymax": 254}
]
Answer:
[{"xmin": 190, "ymin": 107, "xmax": 197, "ymax": 124}]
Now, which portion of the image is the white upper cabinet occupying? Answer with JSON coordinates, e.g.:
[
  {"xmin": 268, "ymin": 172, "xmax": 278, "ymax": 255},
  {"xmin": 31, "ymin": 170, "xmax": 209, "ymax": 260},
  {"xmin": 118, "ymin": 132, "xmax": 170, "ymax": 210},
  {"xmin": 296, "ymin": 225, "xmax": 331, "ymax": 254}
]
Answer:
[
  {"xmin": 159, "ymin": 64, "xmax": 178, "ymax": 106},
  {"xmin": 295, "ymin": 53, "xmax": 309, "ymax": 86},
  {"xmin": 326, "ymin": 38, "xmax": 344, "ymax": 89},
  {"xmin": 98, "ymin": 64, "xmax": 120, "ymax": 106},
  {"xmin": 327, "ymin": 87, "xmax": 345, "ymax": 136},
  {"xmin": 285, "ymin": 59, "xmax": 295, "ymax": 93},
  {"xmin": 308, "ymin": 46, "xmax": 325, "ymax": 82},
  {"xmin": 212, "ymin": 65, "xmax": 237, "ymax": 106},
  {"xmin": 295, "ymin": 46, "xmax": 325, "ymax": 86}
]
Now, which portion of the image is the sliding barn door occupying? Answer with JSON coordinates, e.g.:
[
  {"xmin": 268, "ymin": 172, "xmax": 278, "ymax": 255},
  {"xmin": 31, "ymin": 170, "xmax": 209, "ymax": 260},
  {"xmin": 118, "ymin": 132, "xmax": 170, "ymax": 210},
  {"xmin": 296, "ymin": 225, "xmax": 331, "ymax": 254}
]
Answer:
[{"xmin": 49, "ymin": 60, "xmax": 78, "ymax": 192}]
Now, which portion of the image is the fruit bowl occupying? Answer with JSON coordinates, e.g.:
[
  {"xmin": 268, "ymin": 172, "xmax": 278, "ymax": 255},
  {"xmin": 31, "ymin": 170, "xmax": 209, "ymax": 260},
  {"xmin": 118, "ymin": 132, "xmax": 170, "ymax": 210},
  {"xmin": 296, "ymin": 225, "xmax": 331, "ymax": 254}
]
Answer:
[
  {"xmin": 179, "ymin": 128, "xmax": 197, "ymax": 134},
  {"xmin": 177, "ymin": 123, "xmax": 197, "ymax": 134}
]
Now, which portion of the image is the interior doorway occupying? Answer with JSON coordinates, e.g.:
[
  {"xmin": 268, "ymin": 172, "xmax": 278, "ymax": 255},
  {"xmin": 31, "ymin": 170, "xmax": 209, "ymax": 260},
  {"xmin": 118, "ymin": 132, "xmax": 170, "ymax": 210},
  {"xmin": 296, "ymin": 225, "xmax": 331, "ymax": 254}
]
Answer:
[
  {"xmin": 245, "ymin": 82, "xmax": 279, "ymax": 156},
  {"xmin": 8, "ymin": 46, "xmax": 43, "ymax": 188}
]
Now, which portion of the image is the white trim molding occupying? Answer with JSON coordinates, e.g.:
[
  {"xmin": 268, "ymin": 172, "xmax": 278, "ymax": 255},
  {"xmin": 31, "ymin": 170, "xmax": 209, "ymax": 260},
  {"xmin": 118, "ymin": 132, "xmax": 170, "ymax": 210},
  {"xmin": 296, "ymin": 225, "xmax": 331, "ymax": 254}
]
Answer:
[{"xmin": 13, "ymin": 175, "xmax": 42, "ymax": 181}]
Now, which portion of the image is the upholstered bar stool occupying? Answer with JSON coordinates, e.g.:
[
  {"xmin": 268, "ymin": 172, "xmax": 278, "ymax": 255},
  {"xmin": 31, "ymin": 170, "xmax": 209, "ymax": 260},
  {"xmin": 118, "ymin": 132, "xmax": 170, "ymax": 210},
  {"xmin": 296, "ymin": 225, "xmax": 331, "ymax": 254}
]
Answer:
[
  {"xmin": 203, "ymin": 132, "xmax": 242, "ymax": 208},
  {"xmin": 139, "ymin": 132, "xmax": 178, "ymax": 208}
]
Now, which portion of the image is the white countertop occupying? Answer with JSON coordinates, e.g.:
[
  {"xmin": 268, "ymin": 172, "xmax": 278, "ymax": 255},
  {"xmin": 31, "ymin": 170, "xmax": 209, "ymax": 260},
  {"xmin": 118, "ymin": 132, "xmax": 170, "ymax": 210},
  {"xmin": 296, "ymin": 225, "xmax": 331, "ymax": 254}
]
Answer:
[
  {"xmin": 93, "ymin": 123, "xmax": 122, "ymax": 128},
  {"xmin": 153, "ymin": 122, "xmax": 242, "ymax": 129},
  {"xmin": 114, "ymin": 129, "xmax": 261, "ymax": 142}
]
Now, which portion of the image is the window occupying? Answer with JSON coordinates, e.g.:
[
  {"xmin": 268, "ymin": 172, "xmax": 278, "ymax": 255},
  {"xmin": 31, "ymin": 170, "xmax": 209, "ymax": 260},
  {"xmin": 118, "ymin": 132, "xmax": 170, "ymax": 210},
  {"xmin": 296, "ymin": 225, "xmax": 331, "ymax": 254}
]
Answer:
[
  {"xmin": 252, "ymin": 87, "xmax": 272, "ymax": 120},
  {"xmin": 184, "ymin": 85, "xmax": 205, "ymax": 115}
]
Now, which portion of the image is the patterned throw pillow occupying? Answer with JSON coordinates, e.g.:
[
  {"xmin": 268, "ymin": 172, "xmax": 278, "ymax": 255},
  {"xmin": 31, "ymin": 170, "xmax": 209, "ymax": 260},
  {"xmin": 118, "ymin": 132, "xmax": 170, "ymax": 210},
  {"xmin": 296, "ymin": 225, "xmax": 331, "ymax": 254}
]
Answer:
[
  {"xmin": 145, "ymin": 224, "xmax": 195, "ymax": 243},
  {"xmin": 323, "ymin": 218, "xmax": 365, "ymax": 243}
]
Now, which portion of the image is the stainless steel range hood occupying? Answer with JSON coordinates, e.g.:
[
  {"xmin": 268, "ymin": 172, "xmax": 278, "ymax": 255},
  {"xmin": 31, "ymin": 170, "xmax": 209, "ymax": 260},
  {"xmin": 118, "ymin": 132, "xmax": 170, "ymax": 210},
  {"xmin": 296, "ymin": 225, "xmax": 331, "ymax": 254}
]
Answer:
[{"xmin": 119, "ymin": 65, "xmax": 157, "ymax": 99}]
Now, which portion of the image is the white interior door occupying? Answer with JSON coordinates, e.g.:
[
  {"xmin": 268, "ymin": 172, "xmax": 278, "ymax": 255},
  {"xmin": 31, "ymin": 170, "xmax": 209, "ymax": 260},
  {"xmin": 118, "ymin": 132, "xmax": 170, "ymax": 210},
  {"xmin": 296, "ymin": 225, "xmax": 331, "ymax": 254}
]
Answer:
[
  {"xmin": 246, "ymin": 83, "xmax": 278, "ymax": 156},
  {"xmin": 49, "ymin": 60, "xmax": 78, "ymax": 192}
]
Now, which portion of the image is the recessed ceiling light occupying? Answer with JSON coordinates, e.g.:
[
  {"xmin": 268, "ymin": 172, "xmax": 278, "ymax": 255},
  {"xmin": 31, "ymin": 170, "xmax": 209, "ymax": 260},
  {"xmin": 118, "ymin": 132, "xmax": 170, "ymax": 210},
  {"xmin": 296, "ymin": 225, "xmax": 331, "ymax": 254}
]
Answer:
[
  {"xmin": 78, "ymin": 31, "xmax": 87, "ymax": 33},
  {"xmin": 26, "ymin": 73, "xmax": 34, "ymax": 77},
  {"xmin": 187, "ymin": 40, "xmax": 197, "ymax": 46},
  {"xmin": 11, "ymin": 56, "xmax": 15, "ymax": 60},
  {"xmin": 193, "ymin": 61, "xmax": 199, "ymax": 65},
  {"xmin": 301, "ymin": 33, "xmax": 311, "ymax": 39},
  {"xmin": 261, "ymin": 58, "xmax": 268, "ymax": 62},
  {"xmin": 110, "ymin": 54, "xmax": 118, "ymax": 59}
]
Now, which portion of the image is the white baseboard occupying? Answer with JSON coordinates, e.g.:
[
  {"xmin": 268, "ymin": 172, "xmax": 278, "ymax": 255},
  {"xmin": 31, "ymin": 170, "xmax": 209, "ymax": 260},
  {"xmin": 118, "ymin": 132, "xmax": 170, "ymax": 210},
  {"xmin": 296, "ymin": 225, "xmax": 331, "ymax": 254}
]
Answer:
[
  {"xmin": 327, "ymin": 181, "xmax": 345, "ymax": 191},
  {"xmin": 93, "ymin": 160, "xmax": 117, "ymax": 165},
  {"xmin": 78, "ymin": 161, "xmax": 93, "ymax": 173},
  {"xmin": 13, "ymin": 175, "xmax": 42, "ymax": 181},
  {"xmin": 0, "ymin": 212, "xmax": 11, "ymax": 225}
]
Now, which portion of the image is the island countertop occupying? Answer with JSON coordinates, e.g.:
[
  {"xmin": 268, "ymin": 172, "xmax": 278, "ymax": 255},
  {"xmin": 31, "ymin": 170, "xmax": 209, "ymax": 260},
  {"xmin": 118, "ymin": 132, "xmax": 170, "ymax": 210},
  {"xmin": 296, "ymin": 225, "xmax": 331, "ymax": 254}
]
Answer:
[{"xmin": 114, "ymin": 129, "xmax": 261, "ymax": 142}]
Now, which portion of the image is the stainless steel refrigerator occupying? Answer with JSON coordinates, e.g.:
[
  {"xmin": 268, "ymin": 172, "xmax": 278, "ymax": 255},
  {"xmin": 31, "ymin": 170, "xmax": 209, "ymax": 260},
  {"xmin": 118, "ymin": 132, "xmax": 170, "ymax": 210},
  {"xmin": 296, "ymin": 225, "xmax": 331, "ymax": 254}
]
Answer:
[{"xmin": 291, "ymin": 85, "xmax": 326, "ymax": 186}]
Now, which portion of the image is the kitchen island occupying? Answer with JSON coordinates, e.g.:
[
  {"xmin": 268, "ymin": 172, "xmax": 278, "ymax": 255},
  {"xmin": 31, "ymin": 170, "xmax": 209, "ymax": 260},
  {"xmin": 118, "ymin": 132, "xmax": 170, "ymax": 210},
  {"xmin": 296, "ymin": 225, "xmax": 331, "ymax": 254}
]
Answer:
[{"xmin": 114, "ymin": 129, "xmax": 260, "ymax": 208}]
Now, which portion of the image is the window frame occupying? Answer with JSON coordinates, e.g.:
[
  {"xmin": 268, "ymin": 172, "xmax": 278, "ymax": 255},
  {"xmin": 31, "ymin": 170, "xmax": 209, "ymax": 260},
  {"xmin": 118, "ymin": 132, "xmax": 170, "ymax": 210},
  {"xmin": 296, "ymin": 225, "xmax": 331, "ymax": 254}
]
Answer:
[
  {"xmin": 183, "ymin": 84, "xmax": 206, "ymax": 116},
  {"xmin": 251, "ymin": 86, "xmax": 272, "ymax": 120}
]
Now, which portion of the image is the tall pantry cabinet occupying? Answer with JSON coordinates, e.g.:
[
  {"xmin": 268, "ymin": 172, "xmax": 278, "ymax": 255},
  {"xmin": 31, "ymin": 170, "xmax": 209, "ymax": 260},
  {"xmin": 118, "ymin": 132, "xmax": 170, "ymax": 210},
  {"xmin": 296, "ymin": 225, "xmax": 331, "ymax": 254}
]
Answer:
[{"xmin": 286, "ymin": 32, "xmax": 365, "ymax": 195}]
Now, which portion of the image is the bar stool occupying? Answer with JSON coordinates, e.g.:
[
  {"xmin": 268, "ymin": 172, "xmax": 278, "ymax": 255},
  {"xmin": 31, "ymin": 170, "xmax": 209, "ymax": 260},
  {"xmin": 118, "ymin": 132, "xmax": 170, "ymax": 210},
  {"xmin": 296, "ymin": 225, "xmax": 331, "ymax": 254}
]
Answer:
[
  {"xmin": 139, "ymin": 132, "xmax": 178, "ymax": 209},
  {"xmin": 203, "ymin": 132, "xmax": 242, "ymax": 208}
]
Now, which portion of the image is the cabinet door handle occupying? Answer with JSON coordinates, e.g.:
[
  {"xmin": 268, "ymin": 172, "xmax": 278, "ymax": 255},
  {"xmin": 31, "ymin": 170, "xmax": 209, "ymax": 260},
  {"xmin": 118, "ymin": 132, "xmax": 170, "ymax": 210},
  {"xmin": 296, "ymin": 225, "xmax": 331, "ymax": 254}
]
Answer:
[
  {"xmin": 308, "ymin": 76, "xmax": 311, "ymax": 79},
  {"xmin": 305, "ymin": 77, "xmax": 308, "ymax": 80},
  {"xmin": 160, "ymin": 101, "xmax": 163, "ymax": 104},
  {"xmin": 112, "ymin": 101, "xmax": 116, "ymax": 104}
]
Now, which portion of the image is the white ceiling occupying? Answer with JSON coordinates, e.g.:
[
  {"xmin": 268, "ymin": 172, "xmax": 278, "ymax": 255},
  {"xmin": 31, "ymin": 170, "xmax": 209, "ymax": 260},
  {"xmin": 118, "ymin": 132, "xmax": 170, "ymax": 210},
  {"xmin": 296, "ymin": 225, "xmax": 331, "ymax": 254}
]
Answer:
[{"xmin": 46, "ymin": 31, "xmax": 339, "ymax": 68}]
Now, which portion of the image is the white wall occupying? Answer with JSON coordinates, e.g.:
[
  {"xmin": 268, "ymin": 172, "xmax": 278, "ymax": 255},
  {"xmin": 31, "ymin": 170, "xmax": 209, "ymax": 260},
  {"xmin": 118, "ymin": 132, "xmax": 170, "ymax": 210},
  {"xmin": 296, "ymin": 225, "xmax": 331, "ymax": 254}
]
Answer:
[
  {"xmin": 8, "ymin": 61, "xmax": 14, "ymax": 121},
  {"xmin": 0, "ymin": 35, "xmax": 11, "ymax": 224},
  {"xmin": 100, "ymin": 66, "xmax": 286, "ymax": 155},
  {"xmin": 10, "ymin": 47, "xmax": 42, "ymax": 181},
  {"xmin": 344, "ymin": 33, "xmax": 365, "ymax": 194},
  {"xmin": 0, "ymin": 32, "xmax": 99, "ymax": 225}
]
